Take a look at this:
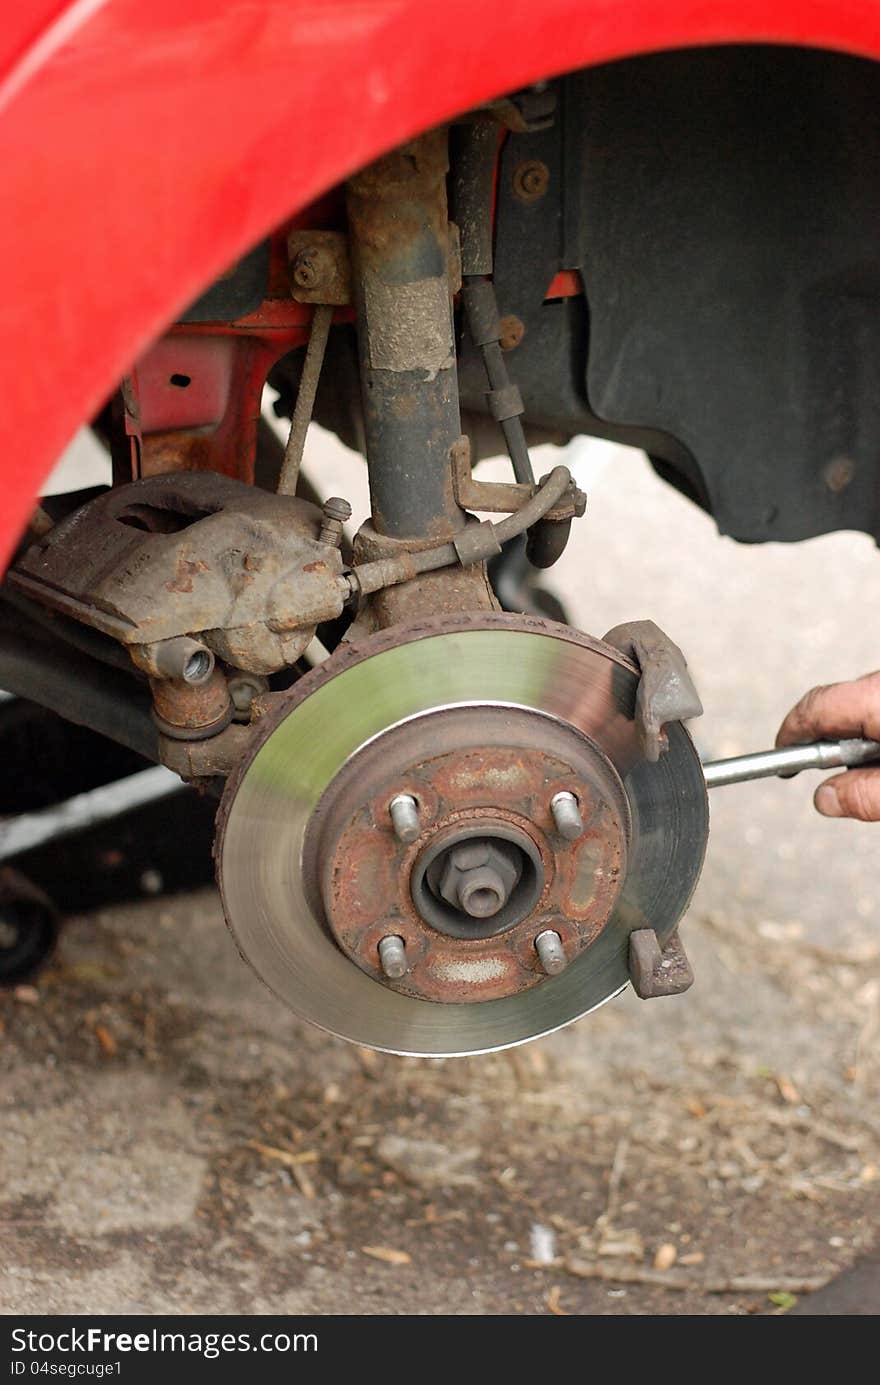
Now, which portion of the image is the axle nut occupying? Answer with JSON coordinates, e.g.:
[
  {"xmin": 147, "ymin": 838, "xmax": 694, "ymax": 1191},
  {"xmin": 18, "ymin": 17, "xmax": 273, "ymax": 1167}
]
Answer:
[{"xmin": 435, "ymin": 839, "xmax": 522, "ymax": 919}]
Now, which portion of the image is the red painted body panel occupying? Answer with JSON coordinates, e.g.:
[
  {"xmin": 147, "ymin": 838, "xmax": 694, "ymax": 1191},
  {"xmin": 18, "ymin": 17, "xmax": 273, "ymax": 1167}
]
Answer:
[{"xmin": 2, "ymin": 1, "xmax": 880, "ymax": 566}]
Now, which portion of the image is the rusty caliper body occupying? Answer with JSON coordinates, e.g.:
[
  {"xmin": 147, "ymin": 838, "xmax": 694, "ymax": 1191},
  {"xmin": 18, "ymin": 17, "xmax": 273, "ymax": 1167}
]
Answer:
[{"xmin": 8, "ymin": 124, "xmax": 709, "ymax": 1053}]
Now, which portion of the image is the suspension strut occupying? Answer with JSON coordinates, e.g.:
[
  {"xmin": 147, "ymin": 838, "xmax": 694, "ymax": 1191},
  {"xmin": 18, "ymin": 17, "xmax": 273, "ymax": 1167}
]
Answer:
[
  {"xmin": 346, "ymin": 129, "xmax": 464, "ymax": 542},
  {"xmin": 345, "ymin": 130, "xmax": 498, "ymax": 625}
]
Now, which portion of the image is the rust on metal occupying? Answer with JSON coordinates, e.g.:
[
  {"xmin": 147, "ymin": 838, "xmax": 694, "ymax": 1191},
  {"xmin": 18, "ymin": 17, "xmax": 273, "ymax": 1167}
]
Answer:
[
  {"xmin": 150, "ymin": 665, "xmax": 232, "ymax": 739},
  {"xmin": 628, "ymin": 927, "xmax": 694, "ymax": 998},
  {"xmin": 287, "ymin": 227, "xmax": 460, "ymax": 307},
  {"xmin": 287, "ymin": 230, "xmax": 352, "ymax": 305},
  {"xmin": 346, "ymin": 131, "xmax": 455, "ymax": 377},
  {"xmin": 512, "ymin": 159, "xmax": 550, "ymax": 203},
  {"xmin": 158, "ymin": 721, "xmax": 256, "ymax": 781},
  {"xmin": 603, "ymin": 620, "xmax": 704, "ymax": 762},
  {"xmin": 116, "ymin": 229, "xmax": 345, "ymax": 487},
  {"xmin": 11, "ymin": 472, "xmax": 348, "ymax": 675},
  {"xmin": 450, "ymin": 435, "xmax": 586, "ymax": 520},
  {"xmin": 347, "ymin": 517, "xmax": 497, "ymax": 629},
  {"xmin": 302, "ymin": 703, "xmax": 630, "ymax": 1004},
  {"xmin": 499, "ymin": 314, "xmax": 526, "ymax": 351},
  {"xmin": 822, "ymin": 455, "xmax": 856, "ymax": 493},
  {"xmin": 346, "ymin": 129, "xmax": 465, "ymax": 542}
]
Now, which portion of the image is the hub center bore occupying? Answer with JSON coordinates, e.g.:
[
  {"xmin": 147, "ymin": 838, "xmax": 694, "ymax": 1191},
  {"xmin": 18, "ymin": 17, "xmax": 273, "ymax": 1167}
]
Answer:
[{"xmin": 414, "ymin": 822, "xmax": 544, "ymax": 939}]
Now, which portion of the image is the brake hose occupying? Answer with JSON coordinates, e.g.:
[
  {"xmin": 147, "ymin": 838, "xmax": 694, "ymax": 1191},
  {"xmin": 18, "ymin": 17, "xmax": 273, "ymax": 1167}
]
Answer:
[{"xmin": 349, "ymin": 465, "xmax": 572, "ymax": 597}]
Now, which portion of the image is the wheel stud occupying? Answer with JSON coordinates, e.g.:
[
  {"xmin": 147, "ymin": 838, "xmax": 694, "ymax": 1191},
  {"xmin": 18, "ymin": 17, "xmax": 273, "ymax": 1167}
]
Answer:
[
  {"xmin": 378, "ymin": 935, "xmax": 407, "ymax": 980},
  {"xmin": 550, "ymin": 790, "xmax": 584, "ymax": 840},
  {"xmin": 535, "ymin": 928, "xmax": 567, "ymax": 975},
  {"xmin": 389, "ymin": 793, "xmax": 421, "ymax": 843}
]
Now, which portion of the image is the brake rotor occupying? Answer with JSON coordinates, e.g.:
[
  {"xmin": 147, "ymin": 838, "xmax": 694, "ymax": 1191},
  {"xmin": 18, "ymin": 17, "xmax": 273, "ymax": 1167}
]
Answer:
[{"xmin": 216, "ymin": 613, "xmax": 708, "ymax": 1056}]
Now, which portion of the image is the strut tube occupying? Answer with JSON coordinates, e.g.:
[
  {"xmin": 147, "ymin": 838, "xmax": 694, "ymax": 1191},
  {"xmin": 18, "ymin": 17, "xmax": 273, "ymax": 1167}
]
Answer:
[{"xmin": 346, "ymin": 130, "xmax": 465, "ymax": 541}]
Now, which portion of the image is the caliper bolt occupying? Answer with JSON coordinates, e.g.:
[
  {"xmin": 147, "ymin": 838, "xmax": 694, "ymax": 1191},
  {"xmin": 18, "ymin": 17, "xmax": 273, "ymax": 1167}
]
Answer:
[
  {"xmin": 389, "ymin": 793, "xmax": 421, "ymax": 843},
  {"xmin": 550, "ymin": 790, "xmax": 584, "ymax": 841},
  {"xmin": 378, "ymin": 935, "xmax": 408, "ymax": 980},
  {"xmin": 152, "ymin": 636, "xmax": 215, "ymax": 685},
  {"xmin": 318, "ymin": 496, "xmax": 352, "ymax": 548},
  {"xmin": 535, "ymin": 929, "xmax": 567, "ymax": 975}
]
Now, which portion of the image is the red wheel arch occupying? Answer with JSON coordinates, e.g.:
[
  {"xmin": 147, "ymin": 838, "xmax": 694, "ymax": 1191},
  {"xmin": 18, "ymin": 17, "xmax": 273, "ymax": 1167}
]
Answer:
[{"xmin": 2, "ymin": 0, "xmax": 880, "ymax": 565}]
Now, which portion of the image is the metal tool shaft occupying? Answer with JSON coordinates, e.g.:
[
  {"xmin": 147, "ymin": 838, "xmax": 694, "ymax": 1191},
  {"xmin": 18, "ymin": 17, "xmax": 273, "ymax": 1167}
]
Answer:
[{"xmin": 703, "ymin": 738, "xmax": 880, "ymax": 788}]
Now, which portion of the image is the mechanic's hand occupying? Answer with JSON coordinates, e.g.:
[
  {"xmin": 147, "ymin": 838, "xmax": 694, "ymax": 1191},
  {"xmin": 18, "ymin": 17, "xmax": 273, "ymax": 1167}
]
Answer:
[{"xmin": 776, "ymin": 671, "xmax": 880, "ymax": 820}]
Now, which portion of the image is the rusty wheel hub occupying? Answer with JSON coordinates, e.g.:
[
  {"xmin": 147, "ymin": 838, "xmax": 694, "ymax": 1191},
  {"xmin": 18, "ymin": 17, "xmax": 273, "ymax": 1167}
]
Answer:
[
  {"xmin": 303, "ymin": 705, "xmax": 630, "ymax": 1003},
  {"xmin": 216, "ymin": 614, "xmax": 708, "ymax": 1056}
]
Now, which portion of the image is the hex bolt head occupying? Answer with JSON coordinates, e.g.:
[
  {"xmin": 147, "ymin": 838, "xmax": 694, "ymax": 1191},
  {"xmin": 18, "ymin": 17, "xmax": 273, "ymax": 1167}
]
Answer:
[
  {"xmin": 389, "ymin": 793, "xmax": 421, "ymax": 844},
  {"xmin": 435, "ymin": 839, "xmax": 522, "ymax": 919},
  {"xmin": 535, "ymin": 928, "xmax": 567, "ymax": 975},
  {"xmin": 550, "ymin": 790, "xmax": 584, "ymax": 841},
  {"xmin": 228, "ymin": 672, "xmax": 268, "ymax": 719},
  {"xmin": 512, "ymin": 159, "xmax": 550, "ymax": 202},
  {"xmin": 292, "ymin": 246, "xmax": 329, "ymax": 289},
  {"xmin": 378, "ymin": 935, "xmax": 407, "ymax": 980}
]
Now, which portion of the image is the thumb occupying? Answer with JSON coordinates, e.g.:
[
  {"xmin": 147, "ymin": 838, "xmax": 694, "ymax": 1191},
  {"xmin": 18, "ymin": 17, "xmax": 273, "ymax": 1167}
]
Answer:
[{"xmin": 814, "ymin": 769, "xmax": 880, "ymax": 821}]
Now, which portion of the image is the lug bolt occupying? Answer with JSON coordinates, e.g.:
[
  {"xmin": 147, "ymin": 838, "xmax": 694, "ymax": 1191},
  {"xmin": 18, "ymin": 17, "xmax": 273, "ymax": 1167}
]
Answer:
[
  {"xmin": 389, "ymin": 793, "xmax": 421, "ymax": 843},
  {"xmin": 378, "ymin": 935, "xmax": 407, "ymax": 980},
  {"xmin": 535, "ymin": 929, "xmax": 567, "ymax": 975},
  {"xmin": 550, "ymin": 790, "xmax": 584, "ymax": 840}
]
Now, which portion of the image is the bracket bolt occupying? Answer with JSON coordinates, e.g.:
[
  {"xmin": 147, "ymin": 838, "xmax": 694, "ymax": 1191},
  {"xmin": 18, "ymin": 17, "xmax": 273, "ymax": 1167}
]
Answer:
[
  {"xmin": 228, "ymin": 672, "xmax": 268, "ymax": 719},
  {"xmin": 512, "ymin": 159, "xmax": 550, "ymax": 203},
  {"xmin": 389, "ymin": 793, "xmax": 421, "ymax": 843},
  {"xmin": 535, "ymin": 929, "xmax": 567, "ymax": 976},
  {"xmin": 550, "ymin": 790, "xmax": 584, "ymax": 840},
  {"xmin": 292, "ymin": 245, "xmax": 333, "ymax": 290},
  {"xmin": 318, "ymin": 496, "xmax": 352, "ymax": 548},
  {"xmin": 378, "ymin": 935, "xmax": 408, "ymax": 980}
]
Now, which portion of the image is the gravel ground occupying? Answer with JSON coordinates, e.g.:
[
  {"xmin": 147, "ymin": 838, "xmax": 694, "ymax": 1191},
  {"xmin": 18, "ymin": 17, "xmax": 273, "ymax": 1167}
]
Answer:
[{"xmin": 2, "ymin": 433, "xmax": 879, "ymax": 1316}]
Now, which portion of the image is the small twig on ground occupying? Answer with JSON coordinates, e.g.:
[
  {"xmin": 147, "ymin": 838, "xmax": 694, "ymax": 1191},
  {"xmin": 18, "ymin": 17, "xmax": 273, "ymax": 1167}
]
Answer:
[
  {"xmin": 595, "ymin": 1136, "xmax": 629, "ymax": 1235},
  {"xmin": 562, "ymin": 1258, "xmax": 826, "ymax": 1295},
  {"xmin": 762, "ymin": 1110, "xmax": 865, "ymax": 1152}
]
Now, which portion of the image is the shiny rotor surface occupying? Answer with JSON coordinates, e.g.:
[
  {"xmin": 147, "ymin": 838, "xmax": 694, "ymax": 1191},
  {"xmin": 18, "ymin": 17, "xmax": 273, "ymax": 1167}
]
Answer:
[{"xmin": 217, "ymin": 618, "xmax": 708, "ymax": 1056}]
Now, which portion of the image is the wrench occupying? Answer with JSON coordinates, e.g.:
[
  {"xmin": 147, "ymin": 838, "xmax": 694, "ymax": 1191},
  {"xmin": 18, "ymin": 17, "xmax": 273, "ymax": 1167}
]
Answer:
[{"xmin": 703, "ymin": 737, "xmax": 880, "ymax": 788}]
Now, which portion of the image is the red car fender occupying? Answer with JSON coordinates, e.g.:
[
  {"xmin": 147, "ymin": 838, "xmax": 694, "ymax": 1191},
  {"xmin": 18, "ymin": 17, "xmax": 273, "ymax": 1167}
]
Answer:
[{"xmin": 2, "ymin": 0, "xmax": 880, "ymax": 568}]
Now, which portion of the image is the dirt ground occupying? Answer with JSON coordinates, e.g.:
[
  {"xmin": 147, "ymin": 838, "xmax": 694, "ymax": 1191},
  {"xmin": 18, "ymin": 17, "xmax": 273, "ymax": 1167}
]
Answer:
[{"xmin": 2, "ymin": 435, "xmax": 879, "ymax": 1315}]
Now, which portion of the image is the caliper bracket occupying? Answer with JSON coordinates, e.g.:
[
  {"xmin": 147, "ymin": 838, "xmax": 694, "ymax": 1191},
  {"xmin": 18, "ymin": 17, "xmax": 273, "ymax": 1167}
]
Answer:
[
  {"xmin": 628, "ymin": 927, "xmax": 694, "ymax": 999},
  {"xmin": 603, "ymin": 619, "xmax": 703, "ymax": 762}
]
